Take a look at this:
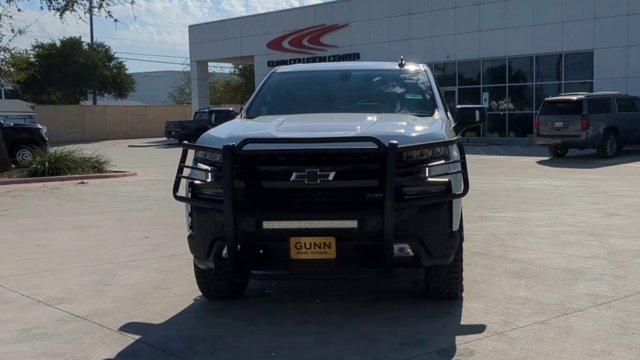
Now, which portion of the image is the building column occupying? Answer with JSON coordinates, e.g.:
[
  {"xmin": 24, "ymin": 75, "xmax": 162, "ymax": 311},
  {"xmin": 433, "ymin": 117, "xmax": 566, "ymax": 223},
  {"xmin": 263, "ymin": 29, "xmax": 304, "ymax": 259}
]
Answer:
[{"xmin": 191, "ymin": 61, "xmax": 210, "ymax": 112}]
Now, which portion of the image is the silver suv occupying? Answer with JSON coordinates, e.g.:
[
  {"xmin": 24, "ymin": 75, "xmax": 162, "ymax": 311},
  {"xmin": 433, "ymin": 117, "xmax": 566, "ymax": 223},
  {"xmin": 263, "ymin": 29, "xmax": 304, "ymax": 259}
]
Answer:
[{"xmin": 535, "ymin": 92, "xmax": 640, "ymax": 158}]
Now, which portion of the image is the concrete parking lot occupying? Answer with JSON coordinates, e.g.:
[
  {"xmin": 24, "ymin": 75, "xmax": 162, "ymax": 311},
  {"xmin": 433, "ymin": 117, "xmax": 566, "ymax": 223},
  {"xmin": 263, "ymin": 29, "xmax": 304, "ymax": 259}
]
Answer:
[{"xmin": 1, "ymin": 139, "xmax": 639, "ymax": 360}]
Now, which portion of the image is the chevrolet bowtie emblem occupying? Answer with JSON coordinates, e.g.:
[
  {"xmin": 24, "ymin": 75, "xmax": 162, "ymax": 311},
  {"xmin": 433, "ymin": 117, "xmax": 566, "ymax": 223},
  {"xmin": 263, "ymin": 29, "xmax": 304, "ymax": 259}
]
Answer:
[{"xmin": 290, "ymin": 169, "xmax": 336, "ymax": 184}]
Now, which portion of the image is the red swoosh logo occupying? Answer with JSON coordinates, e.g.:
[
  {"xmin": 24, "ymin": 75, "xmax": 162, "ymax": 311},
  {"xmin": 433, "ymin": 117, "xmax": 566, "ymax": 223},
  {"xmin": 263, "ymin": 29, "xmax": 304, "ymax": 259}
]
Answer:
[
  {"xmin": 266, "ymin": 24, "xmax": 349, "ymax": 55},
  {"xmin": 307, "ymin": 24, "xmax": 348, "ymax": 48}
]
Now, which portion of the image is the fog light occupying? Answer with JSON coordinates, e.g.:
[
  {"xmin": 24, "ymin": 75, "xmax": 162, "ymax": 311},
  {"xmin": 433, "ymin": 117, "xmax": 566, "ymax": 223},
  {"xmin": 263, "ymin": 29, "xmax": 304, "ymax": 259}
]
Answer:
[{"xmin": 393, "ymin": 243, "xmax": 414, "ymax": 257}]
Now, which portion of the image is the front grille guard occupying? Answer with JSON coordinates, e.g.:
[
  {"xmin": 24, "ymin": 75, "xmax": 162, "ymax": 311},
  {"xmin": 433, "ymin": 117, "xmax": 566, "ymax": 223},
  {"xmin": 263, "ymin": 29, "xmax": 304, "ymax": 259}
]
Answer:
[{"xmin": 172, "ymin": 137, "xmax": 470, "ymax": 267}]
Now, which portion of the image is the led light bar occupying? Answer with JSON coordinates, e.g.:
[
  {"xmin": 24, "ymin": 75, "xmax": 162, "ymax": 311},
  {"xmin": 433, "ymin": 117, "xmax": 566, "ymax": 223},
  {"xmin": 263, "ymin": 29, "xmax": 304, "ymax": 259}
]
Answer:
[{"xmin": 262, "ymin": 220, "xmax": 358, "ymax": 230}]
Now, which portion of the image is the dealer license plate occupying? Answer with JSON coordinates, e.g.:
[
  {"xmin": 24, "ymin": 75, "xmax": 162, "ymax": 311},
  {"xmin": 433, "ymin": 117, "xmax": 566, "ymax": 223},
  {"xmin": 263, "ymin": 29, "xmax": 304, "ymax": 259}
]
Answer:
[{"xmin": 290, "ymin": 237, "xmax": 336, "ymax": 259}]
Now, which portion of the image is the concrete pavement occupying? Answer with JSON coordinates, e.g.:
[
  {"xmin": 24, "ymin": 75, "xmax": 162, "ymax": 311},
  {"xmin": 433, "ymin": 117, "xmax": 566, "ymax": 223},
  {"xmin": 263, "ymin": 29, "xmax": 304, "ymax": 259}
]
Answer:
[{"xmin": 1, "ymin": 138, "xmax": 639, "ymax": 359}]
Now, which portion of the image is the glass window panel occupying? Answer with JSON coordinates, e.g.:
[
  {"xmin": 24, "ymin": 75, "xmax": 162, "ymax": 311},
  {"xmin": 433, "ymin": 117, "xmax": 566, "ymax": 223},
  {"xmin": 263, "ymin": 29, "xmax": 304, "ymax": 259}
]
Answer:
[
  {"xmin": 564, "ymin": 81, "xmax": 593, "ymax": 93},
  {"xmin": 483, "ymin": 86, "xmax": 507, "ymax": 112},
  {"xmin": 508, "ymin": 113, "xmax": 534, "ymax": 138},
  {"xmin": 483, "ymin": 58, "xmax": 506, "ymax": 85},
  {"xmin": 508, "ymin": 56, "xmax": 533, "ymax": 84},
  {"xmin": 486, "ymin": 113, "xmax": 506, "ymax": 138},
  {"xmin": 540, "ymin": 100, "xmax": 583, "ymax": 115},
  {"xmin": 535, "ymin": 83, "xmax": 562, "ymax": 111},
  {"xmin": 442, "ymin": 89, "xmax": 456, "ymax": 114},
  {"xmin": 536, "ymin": 54, "xmax": 563, "ymax": 82},
  {"xmin": 587, "ymin": 98, "xmax": 611, "ymax": 114},
  {"xmin": 616, "ymin": 98, "xmax": 639, "ymax": 112},
  {"xmin": 458, "ymin": 87, "xmax": 481, "ymax": 105},
  {"xmin": 458, "ymin": 60, "xmax": 481, "ymax": 86},
  {"xmin": 508, "ymin": 85, "xmax": 534, "ymax": 111},
  {"xmin": 432, "ymin": 62, "xmax": 456, "ymax": 87},
  {"xmin": 564, "ymin": 52, "xmax": 593, "ymax": 81}
]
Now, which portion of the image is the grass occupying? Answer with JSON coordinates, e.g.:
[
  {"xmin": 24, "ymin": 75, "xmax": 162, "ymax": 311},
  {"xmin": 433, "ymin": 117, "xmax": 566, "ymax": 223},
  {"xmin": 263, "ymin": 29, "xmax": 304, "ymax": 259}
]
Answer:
[
  {"xmin": 26, "ymin": 148, "xmax": 111, "ymax": 177},
  {"xmin": 0, "ymin": 148, "xmax": 111, "ymax": 178}
]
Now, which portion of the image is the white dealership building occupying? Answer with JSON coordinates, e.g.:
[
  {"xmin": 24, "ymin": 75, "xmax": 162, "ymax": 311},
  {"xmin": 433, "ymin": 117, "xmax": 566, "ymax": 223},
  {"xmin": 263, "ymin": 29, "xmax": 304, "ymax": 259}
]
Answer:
[{"xmin": 188, "ymin": 0, "xmax": 640, "ymax": 139}]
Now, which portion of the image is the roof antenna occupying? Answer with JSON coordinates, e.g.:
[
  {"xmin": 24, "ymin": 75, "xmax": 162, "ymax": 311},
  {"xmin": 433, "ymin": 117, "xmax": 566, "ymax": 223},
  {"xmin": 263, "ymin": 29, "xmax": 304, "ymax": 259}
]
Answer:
[{"xmin": 398, "ymin": 56, "xmax": 406, "ymax": 68}]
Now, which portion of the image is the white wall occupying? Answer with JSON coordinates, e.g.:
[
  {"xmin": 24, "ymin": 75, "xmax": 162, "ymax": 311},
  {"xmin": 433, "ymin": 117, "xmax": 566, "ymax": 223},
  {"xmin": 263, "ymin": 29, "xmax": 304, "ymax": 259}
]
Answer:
[{"xmin": 189, "ymin": 0, "xmax": 640, "ymax": 95}]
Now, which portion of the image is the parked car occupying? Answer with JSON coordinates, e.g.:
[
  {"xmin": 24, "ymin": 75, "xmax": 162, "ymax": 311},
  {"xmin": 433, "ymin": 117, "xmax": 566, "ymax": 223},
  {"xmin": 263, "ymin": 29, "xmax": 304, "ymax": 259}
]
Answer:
[
  {"xmin": 172, "ymin": 61, "xmax": 486, "ymax": 301},
  {"xmin": 0, "ymin": 121, "xmax": 49, "ymax": 166},
  {"xmin": 0, "ymin": 99, "xmax": 37, "ymax": 125},
  {"xmin": 165, "ymin": 108, "xmax": 238, "ymax": 143},
  {"xmin": 535, "ymin": 92, "xmax": 640, "ymax": 158}
]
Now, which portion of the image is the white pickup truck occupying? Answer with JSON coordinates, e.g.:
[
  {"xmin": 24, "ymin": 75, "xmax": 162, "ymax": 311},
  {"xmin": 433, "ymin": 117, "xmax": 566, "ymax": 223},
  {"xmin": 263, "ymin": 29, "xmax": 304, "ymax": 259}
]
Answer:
[{"xmin": 173, "ymin": 61, "xmax": 486, "ymax": 300}]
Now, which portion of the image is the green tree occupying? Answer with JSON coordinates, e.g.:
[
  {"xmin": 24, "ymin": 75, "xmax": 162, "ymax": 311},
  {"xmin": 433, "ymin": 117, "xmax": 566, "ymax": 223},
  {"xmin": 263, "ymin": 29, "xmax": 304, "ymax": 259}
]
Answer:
[
  {"xmin": 3, "ymin": 37, "xmax": 135, "ymax": 104},
  {"xmin": 211, "ymin": 64, "xmax": 255, "ymax": 105},
  {"xmin": 167, "ymin": 71, "xmax": 191, "ymax": 105},
  {"xmin": 167, "ymin": 64, "xmax": 255, "ymax": 106}
]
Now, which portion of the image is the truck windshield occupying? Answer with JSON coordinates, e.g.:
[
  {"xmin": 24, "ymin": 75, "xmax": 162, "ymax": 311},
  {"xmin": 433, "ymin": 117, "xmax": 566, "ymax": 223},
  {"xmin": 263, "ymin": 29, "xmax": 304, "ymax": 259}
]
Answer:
[
  {"xmin": 540, "ymin": 100, "xmax": 583, "ymax": 115},
  {"xmin": 245, "ymin": 69, "xmax": 437, "ymax": 118}
]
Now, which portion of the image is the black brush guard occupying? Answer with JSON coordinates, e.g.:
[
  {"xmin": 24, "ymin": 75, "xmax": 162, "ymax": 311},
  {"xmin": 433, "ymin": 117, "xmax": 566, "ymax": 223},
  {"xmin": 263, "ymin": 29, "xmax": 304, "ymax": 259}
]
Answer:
[{"xmin": 173, "ymin": 137, "xmax": 470, "ymax": 269}]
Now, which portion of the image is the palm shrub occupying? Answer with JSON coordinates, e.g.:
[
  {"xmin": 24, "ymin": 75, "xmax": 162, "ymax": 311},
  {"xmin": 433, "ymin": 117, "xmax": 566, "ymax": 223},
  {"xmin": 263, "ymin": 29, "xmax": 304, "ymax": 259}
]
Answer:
[{"xmin": 26, "ymin": 148, "xmax": 111, "ymax": 177}]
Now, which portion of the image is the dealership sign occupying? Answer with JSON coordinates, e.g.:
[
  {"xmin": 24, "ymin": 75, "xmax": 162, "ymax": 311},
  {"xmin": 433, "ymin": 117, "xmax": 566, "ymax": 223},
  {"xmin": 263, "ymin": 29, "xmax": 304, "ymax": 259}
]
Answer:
[{"xmin": 266, "ymin": 24, "xmax": 359, "ymax": 68}]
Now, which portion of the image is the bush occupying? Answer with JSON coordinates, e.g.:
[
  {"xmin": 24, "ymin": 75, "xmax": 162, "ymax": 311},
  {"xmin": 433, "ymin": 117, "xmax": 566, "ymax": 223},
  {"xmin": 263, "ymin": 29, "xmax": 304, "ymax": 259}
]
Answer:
[{"xmin": 25, "ymin": 148, "xmax": 111, "ymax": 177}]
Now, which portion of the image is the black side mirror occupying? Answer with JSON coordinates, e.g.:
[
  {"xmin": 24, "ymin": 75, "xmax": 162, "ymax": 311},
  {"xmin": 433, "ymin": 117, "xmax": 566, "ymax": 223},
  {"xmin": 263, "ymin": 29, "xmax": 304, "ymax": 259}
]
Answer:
[{"xmin": 454, "ymin": 105, "xmax": 487, "ymax": 134}]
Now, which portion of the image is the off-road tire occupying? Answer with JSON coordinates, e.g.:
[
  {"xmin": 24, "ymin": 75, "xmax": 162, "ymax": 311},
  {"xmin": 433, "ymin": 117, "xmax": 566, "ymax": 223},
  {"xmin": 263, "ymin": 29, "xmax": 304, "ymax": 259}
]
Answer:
[
  {"xmin": 193, "ymin": 262, "xmax": 249, "ymax": 301},
  {"xmin": 425, "ymin": 221, "xmax": 464, "ymax": 300},
  {"xmin": 548, "ymin": 144, "xmax": 569, "ymax": 158},
  {"xmin": 597, "ymin": 131, "xmax": 618, "ymax": 159},
  {"xmin": 11, "ymin": 144, "xmax": 36, "ymax": 167}
]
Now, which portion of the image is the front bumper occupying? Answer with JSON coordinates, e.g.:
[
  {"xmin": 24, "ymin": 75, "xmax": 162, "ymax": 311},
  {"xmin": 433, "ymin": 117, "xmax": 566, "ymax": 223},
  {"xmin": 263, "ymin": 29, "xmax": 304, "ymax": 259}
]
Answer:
[
  {"xmin": 534, "ymin": 131, "xmax": 599, "ymax": 147},
  {"xmin": 173, "ymin": 137, "xmax": 469, "ymax": 272}
]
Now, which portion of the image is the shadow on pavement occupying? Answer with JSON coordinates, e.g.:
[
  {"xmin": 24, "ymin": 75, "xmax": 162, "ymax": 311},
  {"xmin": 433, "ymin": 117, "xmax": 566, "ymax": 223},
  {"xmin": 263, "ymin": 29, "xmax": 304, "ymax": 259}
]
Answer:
[
  {"xmin": 536, "ymin": 148, "xmax": 640, "ymax": 169},
  {"xmin": 127, "ymin": 139, "xmax": 181, "ymax": 148},
  {"xmin": 464, "ymin": 144, "xmax": 549, "ymax": 157},
  {"xmin": 109, "ymin": 272, "xmax": 486, "ymax": 360}
]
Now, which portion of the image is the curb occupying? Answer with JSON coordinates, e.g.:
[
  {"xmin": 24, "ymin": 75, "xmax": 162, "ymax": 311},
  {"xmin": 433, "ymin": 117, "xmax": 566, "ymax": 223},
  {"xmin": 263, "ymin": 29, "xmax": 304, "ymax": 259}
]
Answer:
[{"xmin": 0, "ymin": 171, "xmax": 137, "ymax": 186}]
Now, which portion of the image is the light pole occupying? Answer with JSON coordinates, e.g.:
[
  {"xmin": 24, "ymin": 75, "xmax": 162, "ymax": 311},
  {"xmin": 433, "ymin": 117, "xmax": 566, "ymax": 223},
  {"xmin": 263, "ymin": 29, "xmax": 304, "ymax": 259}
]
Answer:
[{"xmin": 89, "ymin": 0, "xmax": 97, "ymax": 105}]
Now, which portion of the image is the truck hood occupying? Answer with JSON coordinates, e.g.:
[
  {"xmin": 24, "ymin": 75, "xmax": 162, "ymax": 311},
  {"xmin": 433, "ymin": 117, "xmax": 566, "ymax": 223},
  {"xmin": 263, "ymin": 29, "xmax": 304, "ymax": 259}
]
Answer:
[{"xmin": 197, "ymin": 112, "xmax": 451, "ymax": 149}]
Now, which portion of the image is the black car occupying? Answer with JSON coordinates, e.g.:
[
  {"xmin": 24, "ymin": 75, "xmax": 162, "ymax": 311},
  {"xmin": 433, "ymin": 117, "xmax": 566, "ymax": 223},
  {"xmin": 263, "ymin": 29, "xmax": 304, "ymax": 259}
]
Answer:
[
  {"xmin": 165, "ymin": 108, "xmax": 238, "ymax": 143},
  {"xmin": 0, "ymin": 121, "xmax": 49, "ymax": 166}
]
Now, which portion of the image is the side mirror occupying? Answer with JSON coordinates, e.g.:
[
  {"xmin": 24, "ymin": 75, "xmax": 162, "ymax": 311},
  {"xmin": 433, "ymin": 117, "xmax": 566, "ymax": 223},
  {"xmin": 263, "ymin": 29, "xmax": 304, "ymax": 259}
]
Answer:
[{"xmin": 454, "ymin": 105, "xmax": 487, "ymax": 134}]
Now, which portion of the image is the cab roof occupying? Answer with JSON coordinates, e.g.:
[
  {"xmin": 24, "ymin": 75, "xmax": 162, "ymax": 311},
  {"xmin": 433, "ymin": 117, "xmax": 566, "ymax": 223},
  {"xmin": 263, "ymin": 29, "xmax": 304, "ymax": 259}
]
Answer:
[{"xmin": 273, "ymin": 61, "xmax": 424, "ymax": 72}]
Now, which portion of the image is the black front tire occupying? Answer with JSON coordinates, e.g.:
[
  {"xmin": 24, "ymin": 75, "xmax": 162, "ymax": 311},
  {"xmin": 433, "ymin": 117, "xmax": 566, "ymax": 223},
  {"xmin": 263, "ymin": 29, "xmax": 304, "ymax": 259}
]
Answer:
[
  {"xmin": 425, "ymin": 222, "xmax": 464, "ymax": 300},
  {"xmin": 11, "ymin": 145, "xmax": 36, "ymax": 167},
  {"xmin": 597, "ymin": 131, "xmax": 618, "ymax": 159},
  {"xmin": 194, "ymin": 262, "xmax": 249, "ymax": 301},
  {"xmin": 548, "ymin": 144, "xmax": 569, "ymax": 158}
]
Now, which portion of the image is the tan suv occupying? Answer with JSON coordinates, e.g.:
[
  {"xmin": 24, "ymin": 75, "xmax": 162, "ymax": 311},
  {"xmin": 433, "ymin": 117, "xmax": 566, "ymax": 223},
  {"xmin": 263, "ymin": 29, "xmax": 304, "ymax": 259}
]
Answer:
[{"xmin": 535, "ymin": 92, "xmax": 640, "ymax": 158}]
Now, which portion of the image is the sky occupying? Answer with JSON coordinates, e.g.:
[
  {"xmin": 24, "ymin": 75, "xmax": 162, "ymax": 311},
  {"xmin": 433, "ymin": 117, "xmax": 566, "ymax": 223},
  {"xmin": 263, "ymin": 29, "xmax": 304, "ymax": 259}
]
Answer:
[{"xmin": 11, "ymin": 0, "xmax": 330, "ymax": 73}]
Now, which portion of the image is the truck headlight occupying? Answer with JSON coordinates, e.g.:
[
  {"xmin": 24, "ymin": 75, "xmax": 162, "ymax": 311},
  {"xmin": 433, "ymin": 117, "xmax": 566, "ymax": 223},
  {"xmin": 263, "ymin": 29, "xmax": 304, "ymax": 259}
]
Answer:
[
  {"xmin": 191, "ymin": 149, "xmax": 223, "ymax": 184},
  {"xmin": 401, "ymin": 144, "xmax": 450, "ymax": 162},
  {"xmin": 39, "ymin": 125, "xmax": 48, "ymax": 139},
  {"xmin": 194, "ymin": 150, "xmax": 222, "ymax": 166}
]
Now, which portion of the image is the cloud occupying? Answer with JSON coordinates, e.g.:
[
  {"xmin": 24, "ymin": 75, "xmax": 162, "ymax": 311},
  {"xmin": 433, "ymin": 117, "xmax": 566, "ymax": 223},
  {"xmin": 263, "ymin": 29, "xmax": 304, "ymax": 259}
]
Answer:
[{"xmin": 8, "ymin": 0, "xmax": 328, "ymax": 72}]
